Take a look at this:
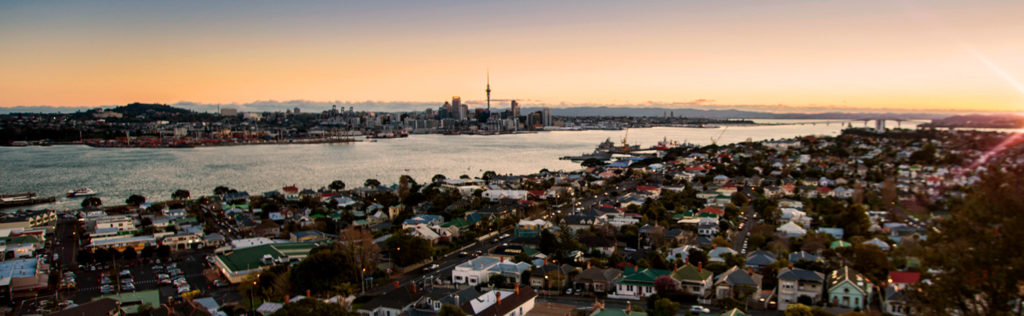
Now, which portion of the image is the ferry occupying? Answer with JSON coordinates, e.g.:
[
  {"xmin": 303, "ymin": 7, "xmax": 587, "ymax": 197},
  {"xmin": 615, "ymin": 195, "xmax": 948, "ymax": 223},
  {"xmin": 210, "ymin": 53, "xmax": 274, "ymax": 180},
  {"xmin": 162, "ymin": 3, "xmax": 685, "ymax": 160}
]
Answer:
[{"xmin": 67, "ymin": 188, "xmax": 99, "ymax": 198}]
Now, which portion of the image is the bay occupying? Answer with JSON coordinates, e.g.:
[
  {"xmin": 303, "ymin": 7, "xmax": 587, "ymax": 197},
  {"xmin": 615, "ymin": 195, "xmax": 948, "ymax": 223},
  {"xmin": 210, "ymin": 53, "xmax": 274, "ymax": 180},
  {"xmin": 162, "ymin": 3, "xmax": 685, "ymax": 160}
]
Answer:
[{"xmin": 0, "ymin": 119, "xmax": 922, "ymax": 210}]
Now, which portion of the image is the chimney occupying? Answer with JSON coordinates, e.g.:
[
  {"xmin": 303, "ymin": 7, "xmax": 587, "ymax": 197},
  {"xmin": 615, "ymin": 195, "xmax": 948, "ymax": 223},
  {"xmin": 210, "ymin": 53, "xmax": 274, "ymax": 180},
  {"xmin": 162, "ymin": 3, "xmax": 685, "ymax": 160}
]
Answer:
[
  {"xmin": 673, "ymin": 263, "xmax": 678, "ymax": 272},
  {"xmin": 496, "ymin": 291, "xmax": 502, "ymax": 305},
  {"xmin": 626, "ymin": 301, "xmax": 632, "ymax": 314},
  {"xmin": 515, "ymin": 283, "xmax": 520, "ymax": 295},
  {"xmin": 747, "ymin": 267, "xmax": 754, "ymax": 276},
  {"xmin": 698, "ymin": 262, "xmax": 703, "ymax": 273},
  {"xmin": 587, "ymin": 262, "xmax": 591, "ymax": 270},
  {"xmin": 685, "ymin": 257, "xmax": 690, "ymax": 265},
  {"xmin": 285, "ymin": 296, "xmax": 290, "ymax": 303},
  {"xmin": 634, "ymin": 266, "xmax": 638, "ymax": 273},
  {"xmin": 544, "ymin": 258, "xmax": 548, "ymax": 265},
  {"xmin": 501, "ymin": 256, "xmax": 505, "ymax": 263},
  {"xmin": 413, "ymin": 284, "xmax": 417, "ymax": 294},
  {"xmin": 306, "ymin": 289, "xmax": 311, "ymax": 297},
  {"xmin": 394, "ymin": 281, "xmax": 400, "ymax": 289}
]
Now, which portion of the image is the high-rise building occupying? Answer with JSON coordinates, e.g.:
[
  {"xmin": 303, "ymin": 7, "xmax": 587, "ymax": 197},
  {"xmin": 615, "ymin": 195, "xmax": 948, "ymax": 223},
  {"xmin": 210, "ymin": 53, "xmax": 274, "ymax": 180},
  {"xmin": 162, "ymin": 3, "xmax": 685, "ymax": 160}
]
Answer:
[
  {"xmin": 511, "ymin": 100, "xmax": 520, "ymax": 118},
  {"xmin": 542, "ymin": 108, "xmax": 552, "ymax": 126},
  {"xmin": 452, "ymin": 96, "xmax": 463, "ymax": 120},
  {"xmin": 875, "ymin": 119, "xmax": 886, "ymax": 133}
]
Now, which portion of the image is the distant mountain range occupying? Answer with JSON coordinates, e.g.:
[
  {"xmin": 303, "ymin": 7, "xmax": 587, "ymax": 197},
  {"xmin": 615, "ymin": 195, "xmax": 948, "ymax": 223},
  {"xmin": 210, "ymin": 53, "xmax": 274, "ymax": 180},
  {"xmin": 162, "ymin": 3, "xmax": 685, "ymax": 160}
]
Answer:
[{"xmin": 0, "ymin": 102, "xmax": 956, "ymax": 120}]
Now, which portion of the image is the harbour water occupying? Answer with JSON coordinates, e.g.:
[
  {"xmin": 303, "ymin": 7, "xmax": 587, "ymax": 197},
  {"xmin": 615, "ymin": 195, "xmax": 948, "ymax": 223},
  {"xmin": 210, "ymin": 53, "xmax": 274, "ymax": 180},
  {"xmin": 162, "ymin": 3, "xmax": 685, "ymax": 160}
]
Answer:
[{"xmin": 0, "ymin": 120, "xmax": 922, "ymax": 210}]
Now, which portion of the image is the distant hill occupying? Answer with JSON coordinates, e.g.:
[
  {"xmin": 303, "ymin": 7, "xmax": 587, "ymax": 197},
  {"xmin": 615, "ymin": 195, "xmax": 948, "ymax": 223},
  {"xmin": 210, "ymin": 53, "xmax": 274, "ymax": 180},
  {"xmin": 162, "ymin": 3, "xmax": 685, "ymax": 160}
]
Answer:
[
  {"xmin": 921, "ymin": 114, "xmax": 1024, "ymax": 128},
  {"xmin": 522, "ymin": 106, "xmax": 948, "ymax": 120},
  {"xmin": 106, "ymin": 102, "xmax": 193, "ymax": 116}
]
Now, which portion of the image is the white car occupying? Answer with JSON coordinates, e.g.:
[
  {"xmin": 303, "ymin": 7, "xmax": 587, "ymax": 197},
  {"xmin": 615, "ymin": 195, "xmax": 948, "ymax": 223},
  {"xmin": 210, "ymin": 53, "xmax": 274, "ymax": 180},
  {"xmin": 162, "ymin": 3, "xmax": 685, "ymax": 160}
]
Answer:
[{"xmin": 689, "ymin": 305, "xmax": 711, "ymax": 313}]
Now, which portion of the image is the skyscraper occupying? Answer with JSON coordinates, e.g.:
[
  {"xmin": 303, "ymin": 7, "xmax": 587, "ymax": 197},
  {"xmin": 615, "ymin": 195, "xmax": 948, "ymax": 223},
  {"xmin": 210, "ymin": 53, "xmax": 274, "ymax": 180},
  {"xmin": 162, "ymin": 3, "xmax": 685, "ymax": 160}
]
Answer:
[
  {"xmin": 542, "ymin": 108, "xmax": 552, "ymax": 126},
  {"xmin": 452, "ymin": 96, "xmax": 462, "ymax": 120}
]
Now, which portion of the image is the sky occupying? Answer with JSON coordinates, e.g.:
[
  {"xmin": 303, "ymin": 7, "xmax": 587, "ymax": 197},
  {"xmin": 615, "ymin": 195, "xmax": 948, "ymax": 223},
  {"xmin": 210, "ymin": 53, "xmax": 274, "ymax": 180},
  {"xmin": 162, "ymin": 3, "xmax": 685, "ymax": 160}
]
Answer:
[{"xmin": 1, "ymin": 0, "xmax": 1023, "ymax": 113}]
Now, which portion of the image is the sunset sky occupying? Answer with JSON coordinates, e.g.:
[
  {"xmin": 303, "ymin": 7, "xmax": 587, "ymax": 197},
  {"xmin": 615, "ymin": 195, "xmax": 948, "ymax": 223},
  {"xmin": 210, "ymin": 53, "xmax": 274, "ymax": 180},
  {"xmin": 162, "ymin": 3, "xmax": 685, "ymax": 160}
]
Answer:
[{"xmin": 2, "ymin": 1, "xmax": 1023, "ymax": 112}]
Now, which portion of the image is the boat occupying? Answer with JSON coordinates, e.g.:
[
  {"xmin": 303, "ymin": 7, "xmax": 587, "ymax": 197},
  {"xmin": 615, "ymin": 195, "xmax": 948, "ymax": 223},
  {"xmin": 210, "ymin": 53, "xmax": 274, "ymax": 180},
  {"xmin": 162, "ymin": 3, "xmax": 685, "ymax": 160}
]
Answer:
[
  {"xmin": 67, "ymin": 188, "xmax": 99, "ymax": 198},
  {"xmin": 654, "ymin": 137, "xmax": 681, "ymax": 151},
  {"xmin": 0, "ymin": 193, "xmax": 57, "ymax": 208},
  {"xmin": 560, "ymin": 150, "xmax": 613, "ymax": 161}
]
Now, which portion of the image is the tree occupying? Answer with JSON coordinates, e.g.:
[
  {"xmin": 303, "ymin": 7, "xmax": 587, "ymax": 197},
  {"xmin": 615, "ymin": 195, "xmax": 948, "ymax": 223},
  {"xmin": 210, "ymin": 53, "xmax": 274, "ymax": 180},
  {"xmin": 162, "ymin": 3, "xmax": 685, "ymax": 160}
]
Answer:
[
  {"xmin": 338, "ymin": 227, "xmax": 381, "ymax": 275},
  {"xmin": 81, "ymin": 196, "xmax": 102, "ymax": 209},
  {"xmin": 653, "ymin": 275, "xmax": 680, "ymax": 295},
  {"xmin": 156, "ymin": 245, "xmax": 171, "ymax": 259},
  {"xmin": 364, "ymin": 179, "xmax": 381, "ymax": 188},
  {"xmin": 488, "ymin": 274, "xmax": 509, "ymax": 288},
  {"xmin": 785, "ymin": 303, "xmax": 813, "ymax": 316},
  {"xmin": 385, "ymin": 231, "xmax": 434, "ymax": 267},
  {"xmin": 172, "ymin": 189, "xmax": 190, "ymax": 200},
  {"xmin": 213, "ymin": 186, "xmax": 230, "ymax": 196},
  {"xmin": 432, "ymin": 174, "xmax": 447, "ymax": 183},
  {"xmin": 290, "ymin": 246, "xmax": 357, "ymax": 296},
  {"xmin": 76, "ymin": 249, "xmax": 93, "ymax": 265},
  {"xmin": 122, "ymin": 247, "xmax": 138, "ymax": 261},
  {"xmin": 481, "ymin": 170, "xmax": 497, "ymax": 180},
  {"xmin": 438, "ymin": 304, "xmax": 467, "ymax": 316},
  {"xmin": 329, "ymin": 180, "xmax": 346, "ymax": 192},
  {"xmin": 126, "ymin": 194, "xmax": 146, "ymax": 206},
  {"xmin": 909, "ymin": 168, "xmax": 1024, "ymax": 315},
  {"xmin": 650, "ymin": 297, "xmax": 679, "ymax": 316},
  {"xmin": 140, "ymin": 245, "xmax": 155, "ymax": 259}
]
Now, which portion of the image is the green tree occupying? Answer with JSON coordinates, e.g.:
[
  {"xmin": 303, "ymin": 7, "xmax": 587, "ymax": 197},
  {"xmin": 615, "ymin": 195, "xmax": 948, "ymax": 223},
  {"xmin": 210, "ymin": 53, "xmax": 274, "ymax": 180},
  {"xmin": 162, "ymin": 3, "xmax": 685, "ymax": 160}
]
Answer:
[
  {"xmin": 385, "ymin": 231, "xmax": 434, "ymax": 266},
  {"xmin": 650, "ymin": 297, "xmax": 679, "ymax": 316},
  {"xmin": 785, "ymin": 303, "xmax": 813, "ymax": 316},
  {"xmin": 329, "ymin": 180, "xmax": 346, "ymax": 192},
  {"xmin": 172, "ymin": 189, "xmax": 190, "ymax": 200},
  {"xmin": 81, "ymin": 196, "xmax": 102, "ymax": 209},
  {"xmin": 481, "ymin": 170, "xmax": 497, "ymax": 180},
  {"xmin": 432, "ymin": 174, "xmax": 447, "ymax": 183},
  {"xmin": 364, "ymin": 178, "xmax": 381, "ymax": 188},
  {"xmin": 213, "ymin": 186, "xmax": 230, "ymax": 196},
  {"xmin": 126, "ymin": 194, "xmax": 146, "ymax": 206},
  {"xmin": 909, "ymin": 168, "xmax": 1024, "ymax": 315},
  {"xmin": 438, "ymin": 304, "xmax": 467, "ymax": 316},
  {"xmin": 488, "ymin": 274, "xmax": 509, "ymax": 288}
]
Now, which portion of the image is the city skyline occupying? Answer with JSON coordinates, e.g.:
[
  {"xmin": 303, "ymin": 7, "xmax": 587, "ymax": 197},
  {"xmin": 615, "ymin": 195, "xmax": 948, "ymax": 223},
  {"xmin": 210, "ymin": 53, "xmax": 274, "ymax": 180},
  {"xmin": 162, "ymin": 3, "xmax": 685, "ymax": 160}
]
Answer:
[{"xmin": 2, "ymin": 1, "xmax": 1024, "ymax": 112}]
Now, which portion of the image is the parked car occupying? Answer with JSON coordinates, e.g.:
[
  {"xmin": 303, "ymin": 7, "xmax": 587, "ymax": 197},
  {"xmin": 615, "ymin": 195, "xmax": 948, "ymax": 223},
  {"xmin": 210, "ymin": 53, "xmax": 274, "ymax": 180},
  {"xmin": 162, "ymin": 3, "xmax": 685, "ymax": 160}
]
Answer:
[
  {"xmin": 212, "ymin": 280, "xmax": 228, "ymax": 288},
  {"xmin": 100, "ymin": 285, "xmax": 115, "ymax": 294},
  {"xmin": 689, "ymin": 305, "xmax": 711, "ymax": 313}
]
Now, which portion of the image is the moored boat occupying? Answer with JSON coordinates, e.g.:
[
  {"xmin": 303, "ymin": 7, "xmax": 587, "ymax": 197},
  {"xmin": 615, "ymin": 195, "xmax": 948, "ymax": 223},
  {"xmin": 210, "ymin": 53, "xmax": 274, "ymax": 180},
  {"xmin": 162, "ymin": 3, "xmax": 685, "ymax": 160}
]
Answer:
[{"xmin": 67, "ymin": 188, "xmax": 99, "ymax": 197}]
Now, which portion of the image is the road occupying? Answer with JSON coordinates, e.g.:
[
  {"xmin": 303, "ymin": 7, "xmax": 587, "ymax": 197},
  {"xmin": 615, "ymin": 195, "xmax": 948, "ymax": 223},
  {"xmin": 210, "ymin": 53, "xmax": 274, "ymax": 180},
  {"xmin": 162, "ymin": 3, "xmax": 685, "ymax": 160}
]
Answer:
[
  {"xmin": 536, "ymin": 296, "xmax": 784, "ymax": 315},
  {"xmin": 732, "ymin": 204, "xmax": 756, "ymax": 253}
]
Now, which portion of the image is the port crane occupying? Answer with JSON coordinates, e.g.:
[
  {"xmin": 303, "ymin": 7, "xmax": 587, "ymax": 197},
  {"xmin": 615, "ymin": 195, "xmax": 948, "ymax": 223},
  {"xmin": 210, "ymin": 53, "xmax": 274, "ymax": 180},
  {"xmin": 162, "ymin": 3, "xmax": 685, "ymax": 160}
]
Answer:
[{"xmin": 710, "ymin": 125, "xmax": 729, "ymax": 145}]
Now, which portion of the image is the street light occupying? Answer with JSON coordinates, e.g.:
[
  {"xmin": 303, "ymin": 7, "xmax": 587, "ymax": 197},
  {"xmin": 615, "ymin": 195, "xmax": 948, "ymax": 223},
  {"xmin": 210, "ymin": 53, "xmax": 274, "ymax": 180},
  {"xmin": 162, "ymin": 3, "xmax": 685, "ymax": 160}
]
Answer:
[{"xmin": 361, "ymin": 268, "xmax": 366, "ymax": 294}]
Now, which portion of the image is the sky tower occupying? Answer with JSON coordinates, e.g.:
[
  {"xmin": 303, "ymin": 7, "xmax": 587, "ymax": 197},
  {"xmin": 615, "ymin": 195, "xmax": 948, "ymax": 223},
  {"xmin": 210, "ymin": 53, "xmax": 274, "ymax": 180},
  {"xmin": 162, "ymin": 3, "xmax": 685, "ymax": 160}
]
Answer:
[{"xmin": 486, "ymin": 70, "xmax": 491, "ymax": 111}]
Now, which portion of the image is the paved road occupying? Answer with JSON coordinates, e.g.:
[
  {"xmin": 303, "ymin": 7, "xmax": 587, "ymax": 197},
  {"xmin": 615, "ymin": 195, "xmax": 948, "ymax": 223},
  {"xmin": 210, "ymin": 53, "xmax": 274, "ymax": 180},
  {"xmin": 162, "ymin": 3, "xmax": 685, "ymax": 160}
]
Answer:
[
  {"xmin": 536, "ymin": 296, "xmax": 785, "ymax": 315},
  {"xmin": 732, "ymin": 204, "xmax": 756, "ymax": 253}
]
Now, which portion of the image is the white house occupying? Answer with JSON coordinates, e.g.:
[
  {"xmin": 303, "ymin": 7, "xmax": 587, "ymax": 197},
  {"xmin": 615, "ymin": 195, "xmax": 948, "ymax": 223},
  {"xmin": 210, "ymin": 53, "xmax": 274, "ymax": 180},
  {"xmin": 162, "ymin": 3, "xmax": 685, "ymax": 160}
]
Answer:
[
  {"xmin": 482, "ymin": 190, "xmax": 528, "ymax": 201},
  {"xmin": 777, "ymin": 221, "xmax": 807, "ymax": 238},
  {"xmin": 452, "ymin": 256, "xmax": 531, "ymax": 286}
]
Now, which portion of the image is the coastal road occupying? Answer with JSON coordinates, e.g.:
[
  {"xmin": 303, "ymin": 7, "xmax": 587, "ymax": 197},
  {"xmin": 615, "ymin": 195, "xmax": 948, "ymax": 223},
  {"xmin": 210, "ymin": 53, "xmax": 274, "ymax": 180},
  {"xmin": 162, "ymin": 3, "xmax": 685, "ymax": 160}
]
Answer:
[{"xmin": 536, "ymin": 296, "xmax": 784, "ymax": 316}]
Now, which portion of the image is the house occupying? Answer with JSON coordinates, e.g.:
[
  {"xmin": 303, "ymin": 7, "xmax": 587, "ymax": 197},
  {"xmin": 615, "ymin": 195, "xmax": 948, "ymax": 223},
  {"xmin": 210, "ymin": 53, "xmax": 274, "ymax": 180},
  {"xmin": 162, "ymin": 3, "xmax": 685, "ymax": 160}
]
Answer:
[
  {"xmin": 580, "ymin": 236, "xmax": 617, "ymax": 256},
  {"xmin": 289, "ymin": 230, "xmax": 327, "ymax": 243},
  {"xmin": 459, "ymin": 285, "xmax": 537, "ymax": 316},
  {"xmin": 664, "ymin": 245, "xmax": 698, "ymax": 263},
  {"xmin": 357, "ymin": 284, "xmax": 422, "ymax": 316},
  {"xmin": 698, "ymin": 218, "xmax": 719, "ymax": 237},
  {"xmin": 713, "ymin": 266, "xmax": 762, "ymax": 300},
  {"xmin": 514, "ymin": 219, "xmax": 550, "ymax": 239},
  {"xmin": 408, "ymin": 286, "xmax": 481, "ymax": 315},
  {"xmin": 777, "ymin": 268, "xmax": 825, "ymax": 311},
  {"xmin": 780, "ymin": 208, "xmax": 810, "ymax": 227},
  {"xmin": 671, "ymin": 263, "xmax": 713, "ymax": 301},
  {"xmin": 788, "ymin": 251, "xmax": 819, "ymax": 263},
  {"xmin": 530, "ymin": 263, "xmax": 576, "ymax": 291},
  {"xmin": 826, "ymin": 266, "xmax": 873, "ymax": 310},
  {"xmin": 402, "ymin": 214, "xmax": 444, "ymax": 228},
  {"xmin": 777, "ymin": 221, "xmax": 807, "ymax": 238},
  {"xmin": 573, "ymin": 267, "xmax": 622, "ymax": 294},
  {"xmin": 482, "ymin": 190, "xmax": 529, "ymax": 201},
  {"xmin": 744, "ymin": 250, "xmax": 777, "ymax": 270},
  {"xmin": 406, "ymin": 224, "xmax": 441, "ymax": 243},
  {"xmin": 883, "ymin": 284, "xmax": 913, "ymax": 316},
  {"xmin": 862, "ymin": 237, "xmax": 891, "ymax": 251},
  {"xmin": 614, "ymin": 267, "xmax": 670, "ymax": 299},
  {"xmin": 452, "ymin": 256, "xmax": 531, "ymax": 286},
  {"xmin": 708, "ymin": 247, "xmax": 738, "ymax": 263},
  {"xmin": 817, "ymin": 227, "xmax": 844, "ymax": 240}
]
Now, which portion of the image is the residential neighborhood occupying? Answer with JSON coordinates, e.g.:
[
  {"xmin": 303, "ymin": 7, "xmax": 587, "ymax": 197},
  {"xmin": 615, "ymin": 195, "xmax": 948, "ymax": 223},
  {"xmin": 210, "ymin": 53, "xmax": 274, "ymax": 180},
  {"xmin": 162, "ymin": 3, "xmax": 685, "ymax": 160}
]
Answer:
[{"xmin": 3, "ymin": 127, "xmax": 1023, "ymax": 316}]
